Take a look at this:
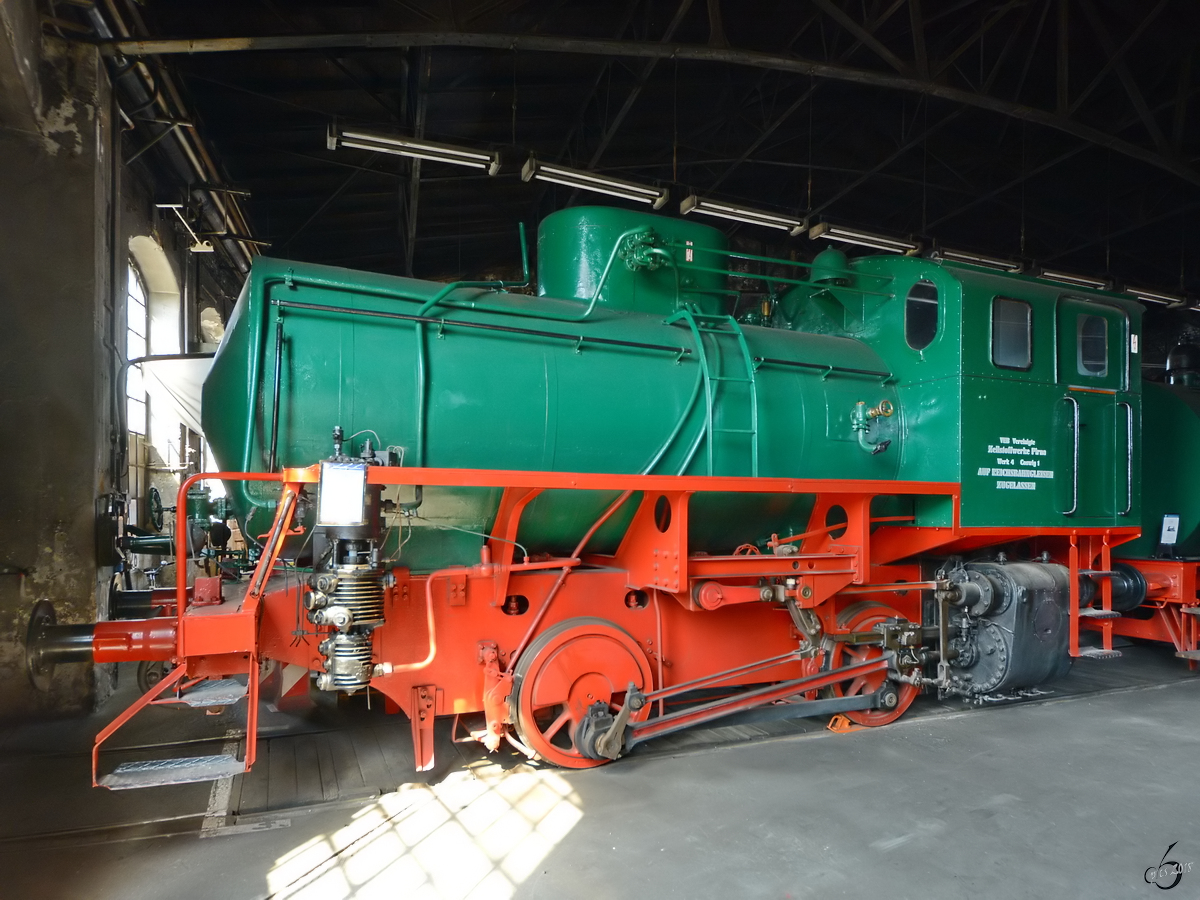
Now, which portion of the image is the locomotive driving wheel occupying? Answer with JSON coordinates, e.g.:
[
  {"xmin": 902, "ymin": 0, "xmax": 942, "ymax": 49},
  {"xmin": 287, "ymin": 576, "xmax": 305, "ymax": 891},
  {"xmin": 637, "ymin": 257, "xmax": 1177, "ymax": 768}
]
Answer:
[
  {"xmin": 510, "ymin": 617, "xmax": 654, "ymax": 769},
  {"xmin": 823, "ymin": 602, "xmax": 919, "ymax": 727}
]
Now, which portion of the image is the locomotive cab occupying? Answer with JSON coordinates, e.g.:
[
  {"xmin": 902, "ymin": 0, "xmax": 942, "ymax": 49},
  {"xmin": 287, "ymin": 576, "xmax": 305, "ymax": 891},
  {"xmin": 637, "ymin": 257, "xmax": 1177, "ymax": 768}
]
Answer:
[{"xmin": 786, "ymin": 253, "xmax": 1143, "ymax": 531}]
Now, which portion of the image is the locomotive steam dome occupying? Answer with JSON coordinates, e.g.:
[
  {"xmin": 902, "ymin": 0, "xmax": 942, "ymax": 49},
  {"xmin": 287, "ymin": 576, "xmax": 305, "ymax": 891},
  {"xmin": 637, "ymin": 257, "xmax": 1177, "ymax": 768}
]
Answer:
[
  {"xmin": 202, "ymin": 207, "xmax": 903, "ymax": 569},
  {"xmin": 536, "ymin": 205, "xmax": 731, "ymax": 314}
]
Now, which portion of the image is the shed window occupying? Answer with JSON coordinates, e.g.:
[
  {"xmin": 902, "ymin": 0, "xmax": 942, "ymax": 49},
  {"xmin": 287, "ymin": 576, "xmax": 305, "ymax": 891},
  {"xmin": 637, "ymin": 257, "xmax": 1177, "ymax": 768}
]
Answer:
[
  {"xmin": 1077, "ymin": 314, "xmax": 1108, "ymax": 377},
  {"xmin": 992, "ymin": 297, "xmax": 1032, "ymax": 370},
  {"xmin": 126, "ymin": 265, "xmax": 148, "ymax": 435},
  {"xmin": 905, "ymin": 280, "xmax": 938, "ymax": 351}
]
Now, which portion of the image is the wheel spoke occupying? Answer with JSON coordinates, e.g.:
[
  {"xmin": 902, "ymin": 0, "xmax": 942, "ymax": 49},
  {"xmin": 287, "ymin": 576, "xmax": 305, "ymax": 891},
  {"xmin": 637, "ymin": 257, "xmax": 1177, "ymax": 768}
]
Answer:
[{"xmin": 544, "ymin": 707, "xmax": 573, "ymax": 740}]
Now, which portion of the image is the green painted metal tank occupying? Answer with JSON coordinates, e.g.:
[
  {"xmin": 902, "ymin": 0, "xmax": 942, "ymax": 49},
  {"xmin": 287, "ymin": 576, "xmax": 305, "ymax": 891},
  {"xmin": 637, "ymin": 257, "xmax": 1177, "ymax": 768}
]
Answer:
[{"xmin": 202, "ymin": 208, "xmax": 903, "ymax": 571}]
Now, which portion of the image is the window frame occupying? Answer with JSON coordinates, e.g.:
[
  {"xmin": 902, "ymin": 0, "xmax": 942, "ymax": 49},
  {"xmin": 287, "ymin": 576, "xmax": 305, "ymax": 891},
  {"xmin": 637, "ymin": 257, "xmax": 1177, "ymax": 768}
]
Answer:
[
  {"xmin": 991, "ymin": 296, "xmax": 1033, "ymax": 371},
  {"xmin": 1076, "ymin": 313, "xmax": 1108, "ymax": 378},
  {"xmin": 126, "ymin": 262, "xmax": 149, "ymax": 435},
  {"xmin": 904, "ymin": 279, "xmax": 939, "ymax": 352}
]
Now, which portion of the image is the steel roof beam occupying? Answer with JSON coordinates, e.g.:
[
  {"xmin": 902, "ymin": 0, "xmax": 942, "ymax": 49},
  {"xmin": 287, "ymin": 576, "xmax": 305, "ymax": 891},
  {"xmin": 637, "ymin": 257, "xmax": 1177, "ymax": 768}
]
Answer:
[
  {"xmin": 909, "ymin": 0, "xmax": 927, "ymax": 80},
  {"xmin": 807, "ymin": 0, "xmax": 911, "ymax": 75},
  {"xmin": 929, "ymin": 1, "xmax": 1024, "ymax": 84},
  {"xmin": 584, "ymin": 0, "xmax": 694, "ymax": 169},
  {"xmin": 1042, "ymin": 198, "xmax": 1200, "ymax": 263},
  {"xmin": 707, "ymin": 0, "xmax": 950, "ymax": 195},
  {"xmin": 98, "ymin": 30, "xmax": 1200, "ymax": 189},
  {"xmin": 280, "ymin": 154, "xmax": 378, "ymax": 248},
  {"xmin": 550, "ymin": 0, "xmax": 642, "ymax": 166},
  {"xmin": 929, "ymin": 82, "xmax": 1200, "ymax": 232},
  {"xmin": 1076, "ymin": 0, "xmax": 1169, "ymax": 153},
  {"xmin": 1067, "ymin": 0, "xmax": 1171, "ymax": 116},
  {"xmin": 1173, "ymin": 51, "xmax": 1192, "ymax": 153}
]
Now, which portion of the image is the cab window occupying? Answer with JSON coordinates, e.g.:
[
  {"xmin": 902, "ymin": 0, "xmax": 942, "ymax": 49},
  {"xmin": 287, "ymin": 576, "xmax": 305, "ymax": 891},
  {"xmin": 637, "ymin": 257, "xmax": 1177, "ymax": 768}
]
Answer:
[
  {"xmin": 1077, "ymin": 314, "xmax": 1107, "ymax": 377},
  {"xmin": 992, "ymin": 297, "xmax": 1032, "ymax": 370},
  {"xmin": 905, "ymin": 280, "xmax": 938, "ymax": 351}
]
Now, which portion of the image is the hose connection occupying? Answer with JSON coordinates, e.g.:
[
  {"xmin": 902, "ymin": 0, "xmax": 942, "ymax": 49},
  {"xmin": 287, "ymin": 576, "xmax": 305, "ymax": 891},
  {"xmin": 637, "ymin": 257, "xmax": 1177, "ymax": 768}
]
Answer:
[{"xmin": 851, "ymin": 399, "xmax": 895, "ymax": 454}]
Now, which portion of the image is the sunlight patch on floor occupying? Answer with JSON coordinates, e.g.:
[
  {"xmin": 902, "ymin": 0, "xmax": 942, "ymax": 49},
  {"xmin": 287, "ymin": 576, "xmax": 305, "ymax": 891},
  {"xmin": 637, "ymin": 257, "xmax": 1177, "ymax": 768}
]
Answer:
[{"xmin": 265, "ymin": 762, "xmax": 583, "ymax": 899}]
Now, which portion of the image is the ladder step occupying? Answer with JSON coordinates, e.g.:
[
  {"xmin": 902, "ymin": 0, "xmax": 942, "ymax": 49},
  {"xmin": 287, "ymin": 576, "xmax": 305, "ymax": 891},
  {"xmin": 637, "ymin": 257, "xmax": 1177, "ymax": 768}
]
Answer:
[
  {"xmin": 712, "ymin": 427, "xmax": 757, "ymax": 435},
  {"xmin": 1175, "ymin": 650, "xmax": 1200, "ymax": 660},
  {"xmin": 1078, "ymin": 648, "xmax": 1123, "ymax": 660},
  {"xmin": 177, "ymin": 679, "xmax": 247, "ymax": 707},
  {"xmin": 99, "ymin": 754, "xmax": 244, "ymax": 790},
  {"xmin": 1079, "ymin": 570, "xmax": 1116, "ymax": 577},
  {"xmin": 1079, "ymin": 608, "xmax": 1121, "ymax": 619},
  {"xmin": 708, "ymin": 376, "xmax": 754, "ymax": 383},
  {"xmin": 1181, "ymin": 607, "xmax": 1200, "ymax": 616}
]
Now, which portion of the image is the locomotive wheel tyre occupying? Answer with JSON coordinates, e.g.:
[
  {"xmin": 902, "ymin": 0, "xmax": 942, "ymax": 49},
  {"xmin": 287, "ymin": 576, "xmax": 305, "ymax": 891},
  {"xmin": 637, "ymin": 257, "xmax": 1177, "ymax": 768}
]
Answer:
[
  {"xmin": 510, "ymin": 617, "xmax": 654, "ymax": 769},
  {"xmin": 822, "ymin": 602, "xmax": 919, "ymax": 727},
  {"xmin": 137, "ymin": 659, "xmax": 174, "ymax": 696}
]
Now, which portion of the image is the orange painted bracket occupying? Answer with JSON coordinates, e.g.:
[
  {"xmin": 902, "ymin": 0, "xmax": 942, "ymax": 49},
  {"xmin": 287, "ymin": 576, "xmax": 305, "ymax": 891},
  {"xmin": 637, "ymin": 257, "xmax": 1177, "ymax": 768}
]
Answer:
[
  {"xmin": 827, "ymin": 714, "xmax": 865, "ymax": 734},
  {"xmin": 411, "ymin": 685, "xmax": 438, "ymax": 772}
]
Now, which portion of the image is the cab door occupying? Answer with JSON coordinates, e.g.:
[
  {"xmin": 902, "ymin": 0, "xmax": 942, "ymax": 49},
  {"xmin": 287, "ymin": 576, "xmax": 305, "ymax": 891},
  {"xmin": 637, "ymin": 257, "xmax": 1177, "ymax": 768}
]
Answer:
[{"xmin": 1054, "ymin": 297, "xmax": 1131, "ymax": 520}]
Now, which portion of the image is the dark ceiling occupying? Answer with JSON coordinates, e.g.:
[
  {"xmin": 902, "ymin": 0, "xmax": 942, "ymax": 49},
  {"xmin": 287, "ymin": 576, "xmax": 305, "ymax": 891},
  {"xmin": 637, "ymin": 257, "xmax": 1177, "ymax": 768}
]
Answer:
[{"xmin": 77, "ymin": 1, "xmax": 1200, "ymax": 303}]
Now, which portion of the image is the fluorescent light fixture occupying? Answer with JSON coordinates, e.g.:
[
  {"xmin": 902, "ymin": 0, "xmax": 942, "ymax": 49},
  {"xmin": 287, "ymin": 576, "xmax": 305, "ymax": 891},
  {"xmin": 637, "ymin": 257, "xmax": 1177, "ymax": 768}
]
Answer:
[
  {"xmin": 521, "ymin": 155, "xmax": 668, "ymax": 209},
  {"xmin": 1124, "ymin": 285, "xmax": 1188, "ymax": 307},
  {"xmin": 679, "ymin": 194, "xmax": 805, "ymax": 235},
  {"xmin": 1039, "ymin": 269, "xmax": 1110, "ymax": 290},
  {"xmin": 330, "ymin": 127, "xmax": 501, "ymax": 176},
  {"xmin": 808, "ymin": 222, "xmax": 920, "ymax": 254},
  {"xmin": 934, "ymin": 247, "xmax": 1023, "ymax": 273},
  {"xmin": 317, "ymin": 461, "xmax": 368, "ymax": 527}
]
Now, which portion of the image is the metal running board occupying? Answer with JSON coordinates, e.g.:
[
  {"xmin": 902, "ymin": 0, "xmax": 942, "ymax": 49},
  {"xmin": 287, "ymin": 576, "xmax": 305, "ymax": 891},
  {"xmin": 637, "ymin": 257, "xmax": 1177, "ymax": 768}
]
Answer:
[
  {"xmin": 176, "ymin": 679, "xmax": 247, "ymax": 707},
  {"xmin": 1078, "ymin": 647, "xmax": 1123, "ymax": 659},
  {"xmin": 1181, "ymin": 607, "xmax": 1200, "ymax": 616},
  {"xmin": 1079, "ymin": 608, "xmax": 1121, "ymax": 619},
  {"xmin": 1175, "ymin": 650, "xmax": 1200, "ymax": 660},
  {"xmin": 99, "ymin": 754, "xmax": 244, "ymax": 790}
]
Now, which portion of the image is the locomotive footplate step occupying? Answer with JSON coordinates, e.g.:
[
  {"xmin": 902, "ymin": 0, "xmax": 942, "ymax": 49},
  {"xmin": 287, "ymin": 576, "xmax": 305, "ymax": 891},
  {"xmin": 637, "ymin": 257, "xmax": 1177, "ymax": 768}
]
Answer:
[
  {"xmin": 1078, "ymin": 648, "xmax": 1123, "ymax": 659},
  {"xmin": 1181, "ymin": 607, "xmax": 1200, "ymax": 616},
  {"xmin": 176, "ymin": 679, "xmax": 247, "ymax": 707},
  {"xmin": 1078, "ymin": 608, "xmax": 1121, "ymax": 618},
  {"xmin": 99, "ymin": 754, "xmax": 244, "ymax": 789},
  {"xmin": 1174, "ymin": 650, "xmax": 1200, "ymax": 660}
]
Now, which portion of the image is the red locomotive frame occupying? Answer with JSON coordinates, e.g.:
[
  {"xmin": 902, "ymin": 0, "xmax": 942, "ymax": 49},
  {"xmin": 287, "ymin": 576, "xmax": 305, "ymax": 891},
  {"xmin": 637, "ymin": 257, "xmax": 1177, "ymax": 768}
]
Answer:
[{"xmin": 88, "ymin": 464, "xmax": 1159, "ymax": 784}]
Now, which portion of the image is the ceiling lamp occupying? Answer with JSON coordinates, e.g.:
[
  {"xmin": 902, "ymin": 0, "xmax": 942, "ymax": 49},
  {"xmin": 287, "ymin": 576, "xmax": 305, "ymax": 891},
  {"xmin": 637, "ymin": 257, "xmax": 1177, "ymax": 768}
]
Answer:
[
  {"xmin": 1124, "ymin": 286, "xmax": 1188, "ymax": 307},
  {"xmin": 808, "ymin": 222, "xmax": 920, "ymax": 254},
  {"xmin": 679, "ymin": 194, "xmax": 805, "ymax": 235},
  {"xmin": 1039, "ymin": 269, "xmax": 1110, "ymax": 291},
  {"xmin": 329, "ymin": 126, "xmax": 501, "ymax": 175},
  {"xmin": 521, "ymin": 155, "xmax": 669, "ymax": 209},
  {"xmin": 933, "ymin": 247, "xmax": 1023, "ymax": 273}
]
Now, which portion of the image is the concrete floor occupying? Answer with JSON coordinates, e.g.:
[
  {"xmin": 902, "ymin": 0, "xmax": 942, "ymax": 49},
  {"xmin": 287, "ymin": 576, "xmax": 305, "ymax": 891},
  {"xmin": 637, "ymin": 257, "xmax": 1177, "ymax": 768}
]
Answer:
[{"xmin": 2, "ymin": 654, "xmax": 1198, "ymax": 899}]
